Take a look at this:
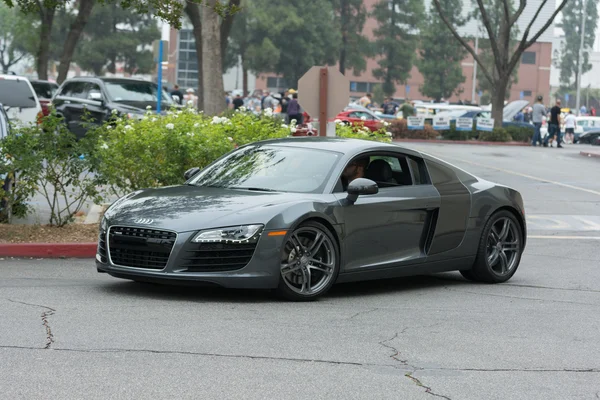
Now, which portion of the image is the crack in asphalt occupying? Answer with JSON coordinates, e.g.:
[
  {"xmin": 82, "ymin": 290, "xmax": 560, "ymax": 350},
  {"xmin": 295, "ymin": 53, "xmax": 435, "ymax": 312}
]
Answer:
[
  {"xmin": 405, "ymin": 373, "xmax": 452, "ymax": 400},
  {"xmin": 431, "ymin": 276, "xmax": 600, "ymax": 294},
  {"xmin": 348, "ymin": 307, "xmax": 379, "ymax": 319},
  {"xmin": 6, "ymin": 299, "xmax": 55, "ymax": 349},
  {"xmin": 443, "ymin": 288, "xmax": 599, "ymax": 306}
]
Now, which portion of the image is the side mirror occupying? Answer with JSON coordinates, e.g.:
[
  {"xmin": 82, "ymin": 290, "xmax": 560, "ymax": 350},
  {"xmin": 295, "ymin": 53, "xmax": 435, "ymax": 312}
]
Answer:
[
  {"xmin": 184, "ymin": 167, "xmax": 201, "ymax": 181},
  {"xmin": 89, "ymin": 91, "xmax": 103, "ymax": 103},
  {"xmin": 346, "ymin": 178, "xmax": 378, "ymax": 203}
]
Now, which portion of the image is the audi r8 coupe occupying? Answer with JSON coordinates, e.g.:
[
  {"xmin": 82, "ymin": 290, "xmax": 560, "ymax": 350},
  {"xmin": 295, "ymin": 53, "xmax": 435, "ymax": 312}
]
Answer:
[{"xmin": 96, "ymin": 137, "xmax": 526, "ymax": 301}]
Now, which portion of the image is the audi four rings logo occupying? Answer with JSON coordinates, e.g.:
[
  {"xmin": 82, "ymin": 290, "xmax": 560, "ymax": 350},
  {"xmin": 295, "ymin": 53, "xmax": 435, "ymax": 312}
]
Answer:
[{"xmin": 134, "ymin": 218, "xmax": 154, "ymax": 224}]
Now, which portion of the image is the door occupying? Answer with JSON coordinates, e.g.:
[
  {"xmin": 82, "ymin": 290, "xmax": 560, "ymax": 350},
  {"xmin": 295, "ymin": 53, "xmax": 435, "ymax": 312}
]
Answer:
[
  {"xmin": 80, "ymin": 83, "xmax": 108, "ymax": 131},
  {"xmin": 54, "ymin": 82, "xmax": 88, "ymax": 136},
  {"xmin": 333, "ymin": 153, "xmax": 440, "ymax": 272}
]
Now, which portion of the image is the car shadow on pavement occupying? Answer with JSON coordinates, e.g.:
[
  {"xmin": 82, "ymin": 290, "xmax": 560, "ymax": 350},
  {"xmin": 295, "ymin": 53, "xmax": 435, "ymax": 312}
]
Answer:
[{"xmin": 94, "ymin": 272, "xmax": 470, "ymax": 303}]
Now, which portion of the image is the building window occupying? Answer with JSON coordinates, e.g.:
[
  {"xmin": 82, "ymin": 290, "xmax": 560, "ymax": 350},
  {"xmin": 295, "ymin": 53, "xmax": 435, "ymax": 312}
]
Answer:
[
  {"xmin": 522, "ymin": 52, "xmax": 536, "ymax": 65},
  {"xmin": 266, "ymin": 77, "xmax": 288, "ymax": 91},
  {"xmin": 176, "ymin": 29, "xmax": 199, "ymax": 89},
  {"xmin": 350, "ymin": 81, "xmax": 380, "ymax": 93},
  {"xmin": 523, "ymin": 90, "xmax": 532, "ymax": 97}
]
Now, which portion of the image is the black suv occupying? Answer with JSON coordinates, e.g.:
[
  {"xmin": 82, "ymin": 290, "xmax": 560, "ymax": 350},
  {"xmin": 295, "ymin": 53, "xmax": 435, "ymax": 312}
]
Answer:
[{"xmin": 52, "ymin": 77, "xmax": 176, "ymax": 138}]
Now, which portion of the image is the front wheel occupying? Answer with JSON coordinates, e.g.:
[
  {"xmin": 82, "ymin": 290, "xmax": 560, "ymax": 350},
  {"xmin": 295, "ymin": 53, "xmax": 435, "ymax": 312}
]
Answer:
[
  {"xmin": 276, "ymin": 221, "xmax": 340, "ymax": 301},
  {"xmin": 461, "ymin": 210, "xmax": 523, "ymax": 283}
]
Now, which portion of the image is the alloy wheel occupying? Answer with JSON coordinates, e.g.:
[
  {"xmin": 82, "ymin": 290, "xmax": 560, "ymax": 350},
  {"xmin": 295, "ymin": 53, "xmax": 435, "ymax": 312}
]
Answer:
[
  {"xmin": 486, "ymin": 217, "xmax": 520, "ymax": 276},
  {"xmin": 280, "ymin": 226, "xmax": 336, "ymax": 295}
]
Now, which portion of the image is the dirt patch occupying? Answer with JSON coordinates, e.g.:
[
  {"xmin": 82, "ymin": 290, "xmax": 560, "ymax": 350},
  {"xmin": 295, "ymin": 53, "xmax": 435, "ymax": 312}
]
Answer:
[{"xmin": 0, "ymin": 223, "xmax": 99, "ymax": 243}]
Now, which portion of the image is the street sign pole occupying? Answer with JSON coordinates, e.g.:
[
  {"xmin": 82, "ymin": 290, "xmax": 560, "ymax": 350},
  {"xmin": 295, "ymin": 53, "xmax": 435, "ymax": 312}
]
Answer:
[
  {"xmin": 157, "ymin": 40, "xmax": 163, "ymax": 114},
  {"xmin": 319, "ymin": 68, "xmax": 328, "ymax": 137}
]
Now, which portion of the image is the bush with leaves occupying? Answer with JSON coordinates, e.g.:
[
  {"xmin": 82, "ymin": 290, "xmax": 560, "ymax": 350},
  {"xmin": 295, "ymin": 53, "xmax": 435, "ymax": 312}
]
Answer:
[
  {"xmin": 0, "ymin": 112, "xmax": 104, "ymax": 226},
  {"xmin": 334, "ymin": 120, "xmax": 393, "ymax": 143},
  {"xmin": 478, "ymin": 128, "xmax": 512, "ymax": 142},
  {"xmin": 504, "ymin": 125, "xmax": 533, "ymax": 142},
  {"xmin": 388, "ymin": 119, "xmax": 438, "ymax": 140}
]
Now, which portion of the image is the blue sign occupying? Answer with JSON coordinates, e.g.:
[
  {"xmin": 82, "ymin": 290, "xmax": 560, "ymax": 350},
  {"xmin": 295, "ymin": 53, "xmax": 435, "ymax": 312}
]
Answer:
[
  {"xmin": 478, "ymin": 91, "xmax": 483, "ymax": 97},
  {"xmin": 406, "ymin": 85, "xmax": 410, "ymax": 94},
  {"xmin": 350, "ymin": 82, "xmax": 357, "ymax": 92},
  {"xmin": 520, "ymin": 91, "xmax": 524, "ymax": 99},
  {"xmin": 565, "ymin": 93, "xmax": 570, "ymax": 102}
]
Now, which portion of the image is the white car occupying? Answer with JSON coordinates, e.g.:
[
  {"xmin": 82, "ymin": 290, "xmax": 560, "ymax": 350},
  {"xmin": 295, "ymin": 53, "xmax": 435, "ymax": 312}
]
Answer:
[{"xmin": 0, "ymin": 74, "xmax": 42, "ymax": 126}]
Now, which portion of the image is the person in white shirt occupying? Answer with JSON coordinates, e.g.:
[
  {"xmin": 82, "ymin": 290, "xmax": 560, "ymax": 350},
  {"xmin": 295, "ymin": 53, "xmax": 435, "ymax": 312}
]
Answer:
[{"xmin": 564, "ymin": 110, "xmax": 576, "ymax": 144}]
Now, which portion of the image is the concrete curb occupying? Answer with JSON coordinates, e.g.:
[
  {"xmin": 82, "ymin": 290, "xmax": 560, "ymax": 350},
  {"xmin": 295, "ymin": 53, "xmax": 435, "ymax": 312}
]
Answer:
[
  {"xmin": 0, "ymin": 243, "xmax": 97, "ymax": 258},
  {"xmin": 580, "ymin": 150, "xmax": 600, "ymax": 158},
  {"xmin": 393, "ymin": 139, "xmax": 530, "ymax": 146}
]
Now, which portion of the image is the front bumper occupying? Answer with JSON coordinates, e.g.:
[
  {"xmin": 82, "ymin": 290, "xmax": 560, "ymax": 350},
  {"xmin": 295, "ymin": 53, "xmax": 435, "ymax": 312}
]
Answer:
[{"xmin": 96, "ymin": 229, "xmax": 284, "ymax": 289}]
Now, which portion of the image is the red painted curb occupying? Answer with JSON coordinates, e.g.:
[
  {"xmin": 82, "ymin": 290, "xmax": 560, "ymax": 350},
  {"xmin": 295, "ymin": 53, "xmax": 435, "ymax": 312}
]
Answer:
[
  {"xmin": 393, "ymin": 139, "xmax": 530, "ymax": 146},
  {"xmin": 0, "ymin": 243, "xmax": 97, "ymax": 258},
  {"xmin": 580, "ymin": 151, "xmax": 600, "ymax": 159}
]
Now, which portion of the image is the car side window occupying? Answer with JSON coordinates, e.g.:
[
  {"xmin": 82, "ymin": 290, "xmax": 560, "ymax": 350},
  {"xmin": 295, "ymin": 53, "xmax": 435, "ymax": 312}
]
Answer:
[
  {"xmin": 85, "ymin": 83, "xmax": 103, "ymax": 100},
  {"xmin": 406, "ymin": 157, "xmax": 430, "ymax": 185},
  {"xmin": 61, "ymin": 82, "xmax": 87, "ymax": 99},
  {"xmin": 333, "ymin": 153, "xmax": 415, "ymax": 193}
]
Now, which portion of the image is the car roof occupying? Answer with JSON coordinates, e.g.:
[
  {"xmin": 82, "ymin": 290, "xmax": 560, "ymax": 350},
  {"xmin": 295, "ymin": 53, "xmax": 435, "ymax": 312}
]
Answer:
[
  {"xmin": 63, "ymin": 76, "xmax": 151, "ymax": 84},
  {"xmin": 0, "ymin": 74, "xmax": 31, "ymax": 81},
  {"xmin": 252, "ymin": 137, "xmax": 420, "ymax": 155}
]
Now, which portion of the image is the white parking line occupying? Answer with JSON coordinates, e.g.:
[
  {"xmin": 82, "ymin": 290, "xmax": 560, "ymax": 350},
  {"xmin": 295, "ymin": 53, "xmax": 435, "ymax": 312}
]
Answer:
[
  {"xmin": 529, "ymin": 235, "xmax": 600, "ymax": 240},
  {"xmin": 441, "ymin": 157, "xmax": 600, "ymax": 197}
]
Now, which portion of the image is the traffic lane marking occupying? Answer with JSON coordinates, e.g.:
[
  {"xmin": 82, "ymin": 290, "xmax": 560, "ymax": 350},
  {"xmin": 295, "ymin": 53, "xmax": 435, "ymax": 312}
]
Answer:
[
  {"xmin": 526, "ymin": 215, "xmax": 600, "ymax": 231},
  {"xmin": 528, "ymin": 235, "xmax": 600, "ymax": 240}
]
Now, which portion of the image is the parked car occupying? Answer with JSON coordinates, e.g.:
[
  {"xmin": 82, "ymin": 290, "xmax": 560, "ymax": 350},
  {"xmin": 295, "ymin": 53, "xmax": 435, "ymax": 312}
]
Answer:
[
  {"xmin": 53, "ymin": 77, "xmax": 176, "ymax": 138},
  {"xmin": 30, "ymin": 80, "xmax": 59, "ymax": 116},
  {"xmin": 335, "ymin": 108, "xmax": 383, "ymax": 131},
  {"xmin": 577, "ymin": 128, "xmax": 600, "ymax": 144},
  {"xmin": 574, "ymin": 117, "xmax": 600, "ymax": 143},
  {"xmin": 96, "ymin": 137, "xmax": 526, "ymax": 301},
  {"xmin": 1, "ymin": 103, "xmax": 13, "ymax": 221},
  {"xmin": 0, "ymin": 74, "xmax": 43, "ymax": 126}
]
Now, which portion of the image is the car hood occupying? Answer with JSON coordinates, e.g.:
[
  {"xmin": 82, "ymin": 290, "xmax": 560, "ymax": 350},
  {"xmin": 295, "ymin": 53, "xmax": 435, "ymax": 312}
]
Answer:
[
  {"xmin": 103, "ymin": 185, "xmax": 318, "ymax": 232},
  {"xmin": 503, "ymin": 100, "xmax": 529, "ymax": 121}
]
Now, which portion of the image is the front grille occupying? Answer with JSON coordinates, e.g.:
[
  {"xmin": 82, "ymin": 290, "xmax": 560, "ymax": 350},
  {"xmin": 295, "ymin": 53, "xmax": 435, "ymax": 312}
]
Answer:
[
  {"xmin": 108, "ymin": 226, "xmax": 177, "ymax": 269},
  {"xmin": 97, "ymin": 230, "xmax": 108, "ymax": 263},
  {"xmin": 181, "ymin": 242, "xmax": 257, "ymax": 272}
]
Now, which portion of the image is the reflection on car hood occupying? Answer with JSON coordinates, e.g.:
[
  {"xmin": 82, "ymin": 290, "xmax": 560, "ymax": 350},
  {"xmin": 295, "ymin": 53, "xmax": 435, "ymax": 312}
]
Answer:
[{"xmin": 104, "ymin": 185, "xmax": 317, "ymax": 232}]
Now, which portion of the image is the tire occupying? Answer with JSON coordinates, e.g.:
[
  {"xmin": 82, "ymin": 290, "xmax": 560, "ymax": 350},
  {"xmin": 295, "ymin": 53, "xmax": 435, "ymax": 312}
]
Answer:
[
  {"xmin": 462, "ymin": 210, "xmax": 523, "ymax": 283},
  {"xmin": 276, "ymin": 221, "xmax": 340, "ymax": 301}
]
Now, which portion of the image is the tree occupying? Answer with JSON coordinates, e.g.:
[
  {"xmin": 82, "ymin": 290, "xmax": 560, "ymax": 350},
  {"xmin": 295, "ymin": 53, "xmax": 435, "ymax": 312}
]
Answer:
[
  {"xmin": 243, "ymin": 0, "xmax": 341, "ymax": 87},
  {"xmin": 557, "ymin": 0, "xmax": 598, "ymax": 90},
  {"xmin": 471, "ymin": 0, "xmax": 521, "ymax": 101},
  {"xmin": 332, "ymin": 0, "xmax": 370, "ymax": 75},
  {"xmin": 417, "ymin": 0, "xmax": 467, "ymax": 102},
  {"xmin": 434, "ymin": 0, "xmax": 568, "ymax": 127},
  {"xmin": 0, "ymin": 4, "xmax": 29, "ymax": 72},
  {"xmin": 73, "ymin": 3, "xmax": 159, "ymax": 75},
  {"xmin": 371, "ymin": 0, "xmax": 424, "ymax": 97},
  {"xmin": 202, "ymin": 0, "xmax": 225, "ymax": 115}
]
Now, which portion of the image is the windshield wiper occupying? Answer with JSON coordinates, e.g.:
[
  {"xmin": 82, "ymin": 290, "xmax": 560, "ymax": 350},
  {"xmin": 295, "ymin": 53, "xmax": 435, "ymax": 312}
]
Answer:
[{"xmin": 229, "ymin": 186, "xmax": 278, "ymax": 192}]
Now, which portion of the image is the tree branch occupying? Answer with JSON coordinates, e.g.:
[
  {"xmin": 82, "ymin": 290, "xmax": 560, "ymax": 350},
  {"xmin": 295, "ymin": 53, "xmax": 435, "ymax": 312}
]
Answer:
[
  {"xmin": 475, "ymin": 0, "xmax": 503, "ymax": 73},
  {"xmin": 509, "ymin": 0, "xmax": 526, "ymax": 27},
  {"xmin": 220, "ymin": 0, "xmax": 241, "ymax": 56},
  {"xmin": 433, "ymin": 0, "xmax": 495, "ymax": 86}
]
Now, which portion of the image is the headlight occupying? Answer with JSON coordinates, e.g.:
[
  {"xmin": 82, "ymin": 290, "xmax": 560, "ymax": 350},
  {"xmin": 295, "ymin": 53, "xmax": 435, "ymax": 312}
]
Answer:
[
  {"xmin": 100, "ymin": 215, "xmax": 108, "ymax": 231},
  {"xmin": 192, "ymin": 224, "xmax": 263, "ymax": 243}
]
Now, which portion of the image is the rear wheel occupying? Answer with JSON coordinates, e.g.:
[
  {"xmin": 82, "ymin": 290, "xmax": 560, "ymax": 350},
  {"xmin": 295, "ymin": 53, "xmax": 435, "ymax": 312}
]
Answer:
[
  {"xmin": 276, "ymin": 221, "xmax": 339, "ymax": 301},
  {"xmin": 461, "ymin": 210, "xmax": 523, "ymax": 283}
]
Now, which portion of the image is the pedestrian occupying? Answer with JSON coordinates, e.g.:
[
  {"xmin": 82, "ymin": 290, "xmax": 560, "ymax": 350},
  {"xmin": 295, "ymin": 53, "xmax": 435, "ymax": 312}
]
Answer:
[
  {"xmin": 580, "ymin": 104, "xmax": 587, "ymax": 116},
  {"xmin": 544, "ymin": 99, "xmax": 563, "ymax": 148},
  {"xmin": 232, "ymin": 93, "xmax": 244, "ymax": 110},
  {"xmin": 400, "ymin": 101, "xmax": 415, "ymax": 119},
  {"xmin": 564, "ymin": 110, "xmax": 576, "ymax": 144},
  {"xmin": 531, "ymin": 95, "xmax": 546, "ymax": 146},
  {"xmin": 514, "ymin": 109, "xmax": 525, "ymax": 122},
  {"xmin": 170, "ymin": 84, "xmax": 183, "ymax": 105},
  {"xmin": 591, "ymin": 106, "xmax": 596, "ymax": 116},
  {"xmin": 383, "ymin": 97, "xmax": 398, "ymax": 115},
  {"xmin": 183, "ymin": 88, "xmax": 197, "ymax": 108},
  {"xmin": 287, "ymin": 93, "xmax": 302, "ymax": 125},
  {"xmin": 524, "ymin": 107, "xmax": 532, "ymax": 123},
  {"xmin": 359, "ymin": 93, "xmax": 372, "ymax": 108},
  {"xmin": 262, "ymin": 91, "xmax": 278, "ymax": 111}
]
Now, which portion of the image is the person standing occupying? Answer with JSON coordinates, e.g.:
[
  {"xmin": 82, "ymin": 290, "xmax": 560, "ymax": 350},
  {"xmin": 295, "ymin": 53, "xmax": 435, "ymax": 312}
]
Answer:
[
  {"xmin": 564, "ymin": 110, "xmax": 576, "ymax": 144},
  {"xmin": 400, "ymin": 101, "xmax": 415, "ymax": 119},
  {"xmin": 544, "ymin": 99, "xmax": 563, "ymax": 148},
  {"xmin": 359, "ymin": 93, "xmax": 372, "ymax": 108},
  {"xmin": 287, "ymin": 93, "xmax": 302, "ymax": 124},
  {"xmin": 170, "ymin": 84, "xmax": 184, "ymax": 105},
  {"xmin": 232, "ymin": 93, "xmax": 244, "ymax": 110},
  {"xmin": 531, "ymin": 95, "xmax": 546, "ymax": 146},
  {"xmin": 591, "ymin": 106, "xmax": 596, "ymax": 116}
]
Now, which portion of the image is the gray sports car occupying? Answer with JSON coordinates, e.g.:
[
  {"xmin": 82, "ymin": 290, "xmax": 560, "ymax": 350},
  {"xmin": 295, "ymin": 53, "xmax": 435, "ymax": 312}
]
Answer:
[{"xmin": 96, "ymin": 137, "xmax": 526, "ymax": 301}]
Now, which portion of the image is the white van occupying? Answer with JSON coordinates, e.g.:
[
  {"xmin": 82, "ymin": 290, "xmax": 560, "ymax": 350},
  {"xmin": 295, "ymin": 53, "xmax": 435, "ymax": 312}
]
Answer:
[{"xmin": 0, "ymin": 74, "xmax": 42, "ymax": 126}]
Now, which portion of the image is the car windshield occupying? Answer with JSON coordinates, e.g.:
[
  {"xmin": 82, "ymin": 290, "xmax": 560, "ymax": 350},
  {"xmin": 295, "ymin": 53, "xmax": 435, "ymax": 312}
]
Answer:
[
  {"xmin": 578, "ymin": 120, "xmax": 588, "ymax": 127},
  {"xmin": 0, "ymin": 79, "xmax": 37, "ymax": 108},
  {"xmin": 189, "ymin": 145, "xmax": 342, "ymax": 193},
  {"xmin": 104, "ymin": 81, "xmax": 174, "ymax": 104},
  {"xmin": 31, "ymin": 82, "xmax": 58, "ymax": 99}
]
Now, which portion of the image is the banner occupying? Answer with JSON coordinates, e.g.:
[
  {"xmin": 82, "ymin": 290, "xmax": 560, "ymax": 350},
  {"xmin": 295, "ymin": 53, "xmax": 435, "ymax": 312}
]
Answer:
[
  {"xmin": 476, "ymin": 118, "xmax": 494, "ymax": 132},
  {"xmin": 432, "ymin": 115, "xmax": 451, "ymax": 130},
  {"xmin": 406, "ymin": 116, "xmax": 424, "ymax": 130},
  {"xmin": 456, "ymin": 117, "xmax": 474, "ymax": 131}
]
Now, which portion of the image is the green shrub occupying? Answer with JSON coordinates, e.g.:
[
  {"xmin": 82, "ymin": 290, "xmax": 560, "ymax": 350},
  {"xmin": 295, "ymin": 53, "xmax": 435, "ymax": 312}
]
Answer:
[
  {"xmin": 389, "ymin": 119, "xmax": 438, "ymax": 140},
  {"xmin": 478, "ymin": 128, "xmax": 512, "ymax": 142},
  {"xmin": 505, "ymin": 125, "xmax": 533, "ymax": 142},
  {"xmin": 335, "ymin": 121, "xmax": 392, "ymax": 143}
]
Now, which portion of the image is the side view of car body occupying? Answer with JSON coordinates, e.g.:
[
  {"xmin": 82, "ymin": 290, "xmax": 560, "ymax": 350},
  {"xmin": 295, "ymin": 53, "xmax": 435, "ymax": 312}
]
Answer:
[
  {"xmin": 335, "ymin": 109, "xmax": 383, "ymax": 131},
  {"xmin": 30, "ymin": 80, "xmax": 59, "ymax": 116},
  {"xmin": 96, "ymin": 138, "xmax": 527, "ymax": 301}
]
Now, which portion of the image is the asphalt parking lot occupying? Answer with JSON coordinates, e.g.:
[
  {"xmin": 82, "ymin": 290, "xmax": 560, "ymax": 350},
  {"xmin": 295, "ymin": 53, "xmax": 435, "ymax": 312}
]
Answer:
[{"xmin": 1, "ymin": 143, "xmax": 599, "ymax": 399}]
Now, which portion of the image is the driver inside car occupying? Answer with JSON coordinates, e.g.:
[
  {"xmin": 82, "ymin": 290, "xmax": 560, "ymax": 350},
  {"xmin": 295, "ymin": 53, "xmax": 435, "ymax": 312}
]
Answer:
[{"xmin": 341, "ymin": 157, "xmax": 369, "ymax": 191}]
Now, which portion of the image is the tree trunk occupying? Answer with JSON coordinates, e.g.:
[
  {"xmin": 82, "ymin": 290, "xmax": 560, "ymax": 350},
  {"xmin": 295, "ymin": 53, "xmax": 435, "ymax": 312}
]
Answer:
[
  {"xmin": 185, "ymin": 3, "xmax": 204, "ymax": 111},
  {"xmin": 242, "ymin": 56, "xmax": 248, "ymax": 97},
  {"xmin": 491, "ymin": 78, "xmax": 508, "ymax": 128},
  {"xmin": 202, "ymin": 0, "xmax": 225, "ymax": 115},
  {"xmin": 36, "ymin": 8, "xmax": 55, "ymax": 80},
  {"xmin": 56, "ymin": 0, "xmax": 96, "ymax": 84}
]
